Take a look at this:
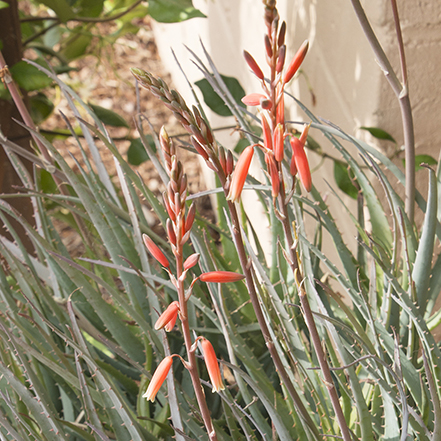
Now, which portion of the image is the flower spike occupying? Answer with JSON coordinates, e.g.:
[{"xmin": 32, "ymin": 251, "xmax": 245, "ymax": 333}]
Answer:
[
  {"xmin": 201, "ymin": 338, "xmax": 225, "ymax": 393},
  {"xmin": 227, "ymin": 145, "xmax": 255, "ymax": 203},
  {"xmin": 143, "ymin": 356, "xmax": 173, "ymax": 402}
]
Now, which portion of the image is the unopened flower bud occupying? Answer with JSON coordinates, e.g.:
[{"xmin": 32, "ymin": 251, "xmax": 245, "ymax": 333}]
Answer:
[
  {"xmin": 184, "ymin": 253, "xmax": 200, "ymax": 271},
  {"xmin": 143, "ymin": 234, "xmax": 170, "ymax": 268},
  {"xmin": 243, "ymin": 50, "xmax": 265, "ymax": 80},
  {"xmin": 227, "ymin": 145, "xmax": 255, "ymax": 203},
  {"xmin": 276, "ymin": 45, "xmax": 286, "ymax": 73},
  {"xmin": 199, "ymin": 271, "xmax": 245, "ymax": 283},
  {"xmin": 284, "ymin": 40, "xmax": 309, "ymax": 84},
  {"xmin": 273, "ymin": 123, "xmax": 285, "ymax": 162}
]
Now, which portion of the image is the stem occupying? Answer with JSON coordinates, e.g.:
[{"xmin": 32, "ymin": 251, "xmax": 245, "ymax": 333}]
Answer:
[
  {"xmin": 226, "ymin": 198, "xmax": 322, "ymax": 440},
  {"xmin": 276, "ymin": 190, "xmax": 352, "ymax": 441},
  {"xmin": 349, "ymin": 0, "xmax": 415, "ymax": 224},
  {"xmin": 175, "ymin": 227, "xmax": 218, "ymax": 441}
]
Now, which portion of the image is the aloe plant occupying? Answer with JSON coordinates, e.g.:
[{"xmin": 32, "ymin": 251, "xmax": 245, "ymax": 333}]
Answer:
[{"xmin": 0, "ymin": 0, "xmax": 440, "ymax": 440}]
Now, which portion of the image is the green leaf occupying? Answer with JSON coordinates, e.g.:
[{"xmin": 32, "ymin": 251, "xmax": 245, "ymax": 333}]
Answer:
[
  {"xmin": 195, "ymin": 75, "xmax": 246, "ymax": 117},
  {"xmin": 61, "ymin": 32, "xmax": 93, "ymax": 60},
  {"xmin": 127, "ymin": 137, "xmax": 155, "ymax": 165},
  {"xmin": 89, "ymin": 103, "xmax": 130, "ymax": 128},
  {"xmin": 29, "ymin": 92, "xmax": 55, "ymax": 124},
  {"xmin": 76, "ymin": 0, "xmax": 104, "ymax": 17},
  {"xmin": 0, "ymin": 1, "xmax": 9, "ymax": 10},
  {"xmin": 9, "ymin": 61, "xmax": 53, "ymax": 91},
  {"xmin": 148, "ymin": 0, "xmax": 205, "ymax": 23},
  {"xmin": 360, "ymin": 126, "xmax": 396, "ymax": 143},
  {"xmin": 38, "ymin": 0, "xmax": 76, "ymax": 22},
  {"xmin": 402, "ymin": 154, "xmax": 437, "ymax": 172},
  {"xmin": 334, "ymin": 161, "xmax": 358, "ymax": 199}
]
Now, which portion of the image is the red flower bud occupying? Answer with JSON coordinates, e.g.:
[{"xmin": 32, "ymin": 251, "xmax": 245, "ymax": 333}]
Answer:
[
  {"xmin": 243, "ymin": 50, "xmax": 265, "ymax": 80},
  {"xmin": 265, "ymin": 152, "xmax": 280, "ymax": 198},
  {"xmin": 143, "ymin": 234, "xmax": 170, "ymax": 268},
  {"xmin": 143, "ymin": 356, "xmax": 173, "ymax": 402},
  {"xmin": 183, "ymin": 253, "xmax": 200, "ymax": 271},
  {"xmin": 155, "ymin": 301, "xmax": 179, "ymax": 331},
  {"xmin": 227, "ymin": 145, "xmax": 255, "ymax": 203},
  {"xmin": 201, "ymin": 338, "xmax": 225, "ymax": 393},
  {"xmin": 276, "ymin": 45, "xmax": 286, "ymax": 73},
  {"xmin": 261, "ymin": 114, "xmax": 273, "ymax": 151},
  {"xmin": 283, "ymin": 40, "xmax": 309, "ymax": 85},
  {"xmin": 199, "ymin": 271, "xmax": 245, "ymax": 283}
]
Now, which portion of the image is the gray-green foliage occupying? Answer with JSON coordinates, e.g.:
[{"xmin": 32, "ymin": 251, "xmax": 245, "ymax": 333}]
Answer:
[{"xmin": 0, "ymin": 49, "xmax": 440, "ymax": 441}]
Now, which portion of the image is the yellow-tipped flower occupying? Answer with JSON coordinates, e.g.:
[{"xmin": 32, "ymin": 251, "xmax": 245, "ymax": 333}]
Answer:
[
  {"xmin": 201, "ymin": 338, "xmax": 225, "ymax": 393},
  {"xmin": 143, "ymin": 356, "xmax": 173, "ymax": 402}
]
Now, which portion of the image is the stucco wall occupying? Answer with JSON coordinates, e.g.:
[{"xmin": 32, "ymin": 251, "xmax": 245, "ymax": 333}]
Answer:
[{"xmin": 151, "ymin": 0, "xmax": 441, "ymax": 258}]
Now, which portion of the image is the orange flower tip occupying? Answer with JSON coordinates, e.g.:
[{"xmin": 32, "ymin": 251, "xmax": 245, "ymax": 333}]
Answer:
[
  {"xmin": 143, "ymin": 356, "xmax": 173, "ymax": 402},
  {"xmin": 273, "ymin": 124, "xmax": 285, "ymax": 162},
  {"xmin": 199, "ymin": 271, "xmax": 245, "ymax": 283},
  {"xmin": 241, "ymin": 93, "xmax": 267, "ymax": 107},
  {"xmin": 154, "ymin": 301, "xmax": 180, "ymax": 331},
  {"xmin": 201, "ymin": 338, "xmax": 225, "ymax": 393},
  {"xmin": 291, "ymin": 137, "xmax": 312, "ymax": 193},
  {"xmin": 283, "ymin": 40, "xmax": 309, "ymax": 85},
  {"xmin": 184, "ymin": 253, "xmax": 200, "ymax": 271},
  {"xmin": 299, "ymin": 123, "xmax": 311, "ymax": 145},
  {"xmin": 243, "ymin": 50, "xmax": 265, "ymax": 80},
  {"xmin": 142, "ymin": 234, "xmax": 170, "ymax": 268}
]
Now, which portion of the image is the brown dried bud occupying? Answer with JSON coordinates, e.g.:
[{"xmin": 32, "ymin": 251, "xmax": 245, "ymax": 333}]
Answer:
[{"xmin": 226, "ymin": 150, "xmax": 234, "ymax": 176}]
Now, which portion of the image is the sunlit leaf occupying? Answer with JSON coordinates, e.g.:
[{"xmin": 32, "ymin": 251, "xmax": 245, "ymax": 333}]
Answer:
[{"xmin": 148, "ymin": 0, "xmax": 205, "ymax": 23}]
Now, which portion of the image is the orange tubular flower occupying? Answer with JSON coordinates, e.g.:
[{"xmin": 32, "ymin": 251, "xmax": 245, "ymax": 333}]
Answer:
[
  {"xmin": 283, "ymin": 40, "xmax": 309, "ymax": 85},
  {"xmin": 227, "ymin": 145, "xmax": 255, "ymax": 203},
  {"xmin": 201, "ymin": 338, "xmax": 225, "ymax": 393},
  {"xmin": 290, "ymin": 136, "xmax": 312, "ymax": 192},
  {"xmin": 155, "ymin": 301, "xmax": 180, "ymax": 331},
  {"xmin": 199, "ymin": 271, "xmax": 245, "ymax": 283},
  {"xmin": 143, "ymin": 234, "xmax": 170, "ymax": 268},
  {"xmin": 143, "ymin": 356, "xmax": 173, "ymax": 402},
  {"xmin": 273, "ymin": 124, "xmax": 285, "ymax": 162}
]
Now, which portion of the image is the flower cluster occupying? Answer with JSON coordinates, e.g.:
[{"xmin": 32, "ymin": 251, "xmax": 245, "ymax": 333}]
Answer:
[
  {"xmin": 141, "ymin": 127, "xmax": 244, "ymax": 404},
  {"xmin": 227, "ymin": 12, "xmax": 312, "ymax": 203}
]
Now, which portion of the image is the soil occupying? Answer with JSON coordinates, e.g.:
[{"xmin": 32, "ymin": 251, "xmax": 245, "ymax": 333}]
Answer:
[{"xmin": 37, "ymin": 17, "xmax": 213, "ymax": 255}]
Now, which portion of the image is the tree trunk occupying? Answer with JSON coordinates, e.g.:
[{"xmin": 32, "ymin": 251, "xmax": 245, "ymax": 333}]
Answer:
[{"xmin": 0, "ymin": 0, "xmax": 35, "ymax": 252}]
